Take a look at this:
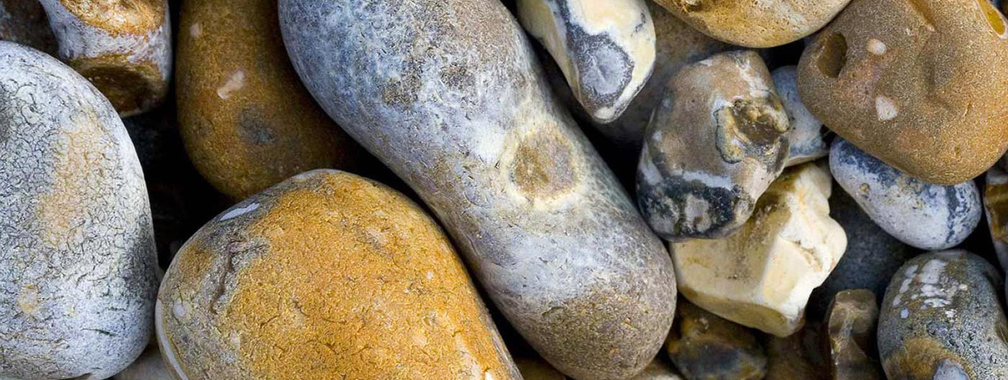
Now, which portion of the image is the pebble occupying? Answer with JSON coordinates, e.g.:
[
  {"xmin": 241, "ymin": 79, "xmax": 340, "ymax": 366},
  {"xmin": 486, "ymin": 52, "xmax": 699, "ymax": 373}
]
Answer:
[
  {"xmin": 176, "ymin": 0, "xmax": 364, "ymax": 200},
  {"xmin": 772, "ymin": 66, "xmax": 829, "ymax": 167},
  {"xmin": 672, "ymin": 162, "xmax": 847, "ymax": 337},
  {"xmin": 765, "ymin": 322, "xmax": 829, "ymax": 380},
  {"xmin": 824, "ymin": 289, "xmax": 884, "ymax": 380},
  {"xmin": 0, "ymin": 0, "xmax": 57, "ymax": 55},
  {"xmin": 798, "ymin": 0, "xmax": 1008, "ymax": 184},
  {"xmin": 156, "ymin": 170, "xmax": 522, "ymax": 380},
  {"xmin": 637, "ymin": 50, "xmax": 790, "ymax": 240},
  {"xmin": 878, "ymin": 250, "xmax": 1008, "ymax": 379},
  {"xmin": 984, "ymin": 166, "xmax": 1008, "ymax": 269},
  {"xmin": 0, "ymin": 41, "xmax": 158, "ymax": 380},
  {"xmin": 517, "ymin": 0, "xmax": 655, "ymax": 123},
  {"xmin": 829, "ymin": 138, "xmax": 981, "ymax": 250},
  {"xmin": 517, "ymin": 355, "xmax": 684, "ymax": 380},
  {"xmin": 665, "ymin": 299, "xmax": 767, "ymax": 380},
  {"xmin": 280, "ymin": 1, "xmax": 677, "ymax": 379}
]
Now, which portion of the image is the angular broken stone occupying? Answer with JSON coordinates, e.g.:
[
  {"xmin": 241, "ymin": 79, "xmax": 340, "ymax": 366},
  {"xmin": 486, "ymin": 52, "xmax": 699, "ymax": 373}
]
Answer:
[
  {"xmin": 672, "ymin": 162, "xmax": 847, "ymax": 337},
  {"xmin": 666, "ymin": 299, "xmax": 767, "ymax": 380},
  {"xmin": 824, "ymin": 289, "xmax": 884, "ymax": 380},
  {"xmin": 984, "ymin": 166, "xmax": 1008, "ymax": 269},
  {"xmin": 772, "ymin": 66, "xmax": 829, "ymax": 167},
  {"xmin": 638, "ymin": 50, "xmax": 790, "ymax": 240}
]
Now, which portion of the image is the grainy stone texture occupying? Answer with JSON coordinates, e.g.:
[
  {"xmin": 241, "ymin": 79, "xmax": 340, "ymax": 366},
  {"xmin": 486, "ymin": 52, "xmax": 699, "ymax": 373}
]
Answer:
[
  {"xmin": 156, "ymin": 170, "xmax": 521, "ymax": 380},
  {"xmin": 518, "ymin": 0, "xmax": 655, "ymax": 123},
  {"xmin": 0, "ymin": 41, "xmax": 157, "ymax": 380},
  {"xmin": 764, "ymin": 322, "xmax": 829, "ymax": 380},
  {"xmin": 830, "ymin": 138, "xmax": 981, "ymax": 250},
  {"xmin": 824, "ymin": 290, "xmax": 883, "ymax": 380},
  {"xmin": 280, "ymin": 1, "xmax": 677, "ymax": 379},
  {"xmin": 665, "ymin": 299, "xmax": 767, "ymax": 380},
  {"xmin": 672, "ymin": 162, "xmax": 847, "ymax": 337},
  {"xmin": 0, "ymin": 0, "xmax": 57, "ymax": 55},
  {"xmin": 879, "ymin": 250, "xmax": 1008, "ymax": 379},
  {"xmin": 984, "ymin": 166, "xmax": 1008, "ymax": 269},
  {"xmin": 772, "ymin": 66, "xmax": 829, "ymax": 167},
  {"xmin": 799, "ymin": 0, "xmax": 1008, "ymax": 184},
  {"xmin": 638, "ymin": 50, "xmax": 790, "ymax": 240},
  {"xmin": 518, "ymin": 356, "xmax": 684, "ymax": 380},
  {"xmin": 176, "ymin": 0, "xmax": 365, "ymax": 200},
  {"xmin": 651, "ymin": 0, "xmax": 851, "ymax": 47},
  {"xmin": 112, "ymin": 342, "xmax": 173, "ymax": 380},
  {"xmin": 38, "ymin": 0, "xmax": 172, "ymax": 116}
]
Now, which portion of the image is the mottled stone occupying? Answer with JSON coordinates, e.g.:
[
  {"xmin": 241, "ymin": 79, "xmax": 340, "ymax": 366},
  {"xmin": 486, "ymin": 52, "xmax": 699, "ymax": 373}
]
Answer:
[
  {"xmin": 0, "ymin": 0, "xmax": 57, "ymax": 55},
  {"xmin": 518, "ymin": 356, "xmax": 684, "ymax": 380},
  {"xmin": 0, "ymin": 41, "xmax": 157, "ymax": 380},
  {"xmin": 772, "ymin": 66, "xmax": 829, "ymax": 167},
  {"xmin": 765, "ymin": 322, "xmax": 829, "ymax": 380},
  {"xmin": 824, "ymin": 290, "xmax": 883, "ymax": 380},
  {"xmin": 38, "ymin": 0, "xmax": 172, "ymax": 116},
  {"xmin": 879, "ymin": 250, "xmax": 1008, "ymax": 379},
  {"xmin": 156, "ymin": 170, "xmax": 521, "ymax": 380},
  {"xmin": 984, "ymin": 166, "xmax": 1008, "ymax": 269},
  {"xmin": 829, "ymin": 138, "xmax": 981, "ymax": 250},
  {"xmin": 638, "ymin": 50, "xmax": 790, "ymax": 240},
  {"xmin": 518, "ymin": 0, "xmax": 655, "ymax": 123},
  {"xmin": 799, "ymin": 0, "xmax": 1008, "ymax": 184},
  {"xmin": 651, "ymin": 0, "xmax": 851, "ymax": 48},
  {"xmin": 673, "ymin": 163, "xmax": 847, "ymax": 337},
  {"xmin": 112, "ymin": 342, "xmax": 173, "ymax": 380},
  {"xmin": 280, "ymin": 1, "xmax": 677, "ymax": 379},
  {"xmin": 666, "ymin": 299, "xmax": 767, "ymax": 380}
]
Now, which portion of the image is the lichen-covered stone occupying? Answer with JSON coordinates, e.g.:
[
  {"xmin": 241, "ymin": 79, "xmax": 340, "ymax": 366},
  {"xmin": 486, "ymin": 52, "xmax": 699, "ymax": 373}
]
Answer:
[
  {"xmin": 824, "ymin": 289, "xmax": 883, "ymax": 380},
  {"xmin": 984, "ymin": 166, "xmax": 1008, "ymax": 269},
  {"xmin": 176, "ymin": 0, "xmax": 364, "ymax": 200},
  {"xmin": 280, "ymin": 1, "xmax": 677, "ymax": 379},
  {"xmin": 651, "ymin": 0, "xmax": 852, "ymax": 48},
  {"xmin": 638, "ymin": 50, "xmax": 790, "ymax": 240},
  {"xmin": 829, "ymin": 138, "xmax": 981, "ymax": 250},
  {"xmin": 156, "ymin": 170, "xmax": 521, "ymax": 380},
  {"xmin": 518, "ymin": 0, "xmax": 655, "ymax": 123},
  {"xmin": 0, "ymin": 0, "xmax": 57, "ymax": 55},
  {"xmin": 772, "ymin": 66, "xmax": 828, "ymax": 167},
  {"xmin": 764, "ymin": 322, "xmax": 829, "ymax": 380},
  {"xmin": 112, "ymin": 342, "xmax": 173, "ymax": 380},
  {"xmin": 798, "ymin": 0, "xmax": 1008, "ymax": 184},
  {"xmin": 673, "ymin": 162, "xmax": 847, "ymax": 337},
  {"xmin": 879, "ymin": 250, "xmax": 1008, "ymax": 379},
  {"xmin": 666, "ymin": 299, "xmax": 767, "ymax": 380},
  {"xmin": 0, "ymin": 41, "xmax": 158, "ymax": 380},
  {"xmin": 38, "ymin": 0, "xmax": 172, "ymax": 116}
]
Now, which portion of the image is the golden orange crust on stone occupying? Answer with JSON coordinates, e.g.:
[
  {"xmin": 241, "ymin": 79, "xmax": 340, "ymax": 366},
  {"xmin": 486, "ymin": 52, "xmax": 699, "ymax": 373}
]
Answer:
[
  {"xmin": 177, "ymin": 0, "xmax": 363, "ymax": 200},
  {"xmin": 56, "ymin": 0, "xmax": 164, "ymax": 35},
  {"xmin": 882, "ymin": 337, "xmax": 972, "ymax": 380},
  {"xmin": 72, "ymin": 53, "xmax": 165, "ymax": 115},
  {"xmin": 158, "ymin": 171, "xmax": 520, "ymax": 380}
]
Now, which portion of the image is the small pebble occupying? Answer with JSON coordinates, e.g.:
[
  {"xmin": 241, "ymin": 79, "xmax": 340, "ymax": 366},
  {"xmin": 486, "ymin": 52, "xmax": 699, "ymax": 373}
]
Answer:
[
  {"xmin": 824, "ymin": 289, "xmax": 884, "ymax": 380},
  {"xmin": 665, "ymin": 299, "xmax": 767, "ymax": 380},
  {"xmin": 772, "ymin": 66, "xmax": 829, "ymax": 167}
]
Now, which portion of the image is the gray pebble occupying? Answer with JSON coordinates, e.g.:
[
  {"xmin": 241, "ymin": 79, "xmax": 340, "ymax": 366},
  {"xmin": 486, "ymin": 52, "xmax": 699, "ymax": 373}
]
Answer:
[{"xmin": 771, "ymin": 65, "xmax": 829, "ymax": 167}]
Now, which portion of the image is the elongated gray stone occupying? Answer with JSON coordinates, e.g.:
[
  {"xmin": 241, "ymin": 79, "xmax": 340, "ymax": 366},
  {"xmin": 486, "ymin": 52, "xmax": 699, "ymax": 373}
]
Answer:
[{"xmin": 772, "ymin": 65, "xmax": 828, "ymax": 167}]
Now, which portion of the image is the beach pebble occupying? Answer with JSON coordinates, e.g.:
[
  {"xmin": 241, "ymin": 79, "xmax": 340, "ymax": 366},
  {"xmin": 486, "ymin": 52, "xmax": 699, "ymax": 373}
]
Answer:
[
  {"xmin": 984, "ymin": 166, "xmax": 1008, "ymax": 269},
  {"xmin": 798, "ymin": 0, "xmax": 1008, "ymax": 184},
  {"xmin": 824, "ymin": 290, "xmax": 884, "ymax": 380},
  {"xmin": 518, "ymin": 356, "xmax": 684, "ymax": 380},
  {"xmin": 156, "ymin": 170, "xmax": 521, "ymax": 380},
  {"xmin": 0, "ymin": 41, "xmax": 158, "ymax": 380},
  {"xmin": 0, "ymin": 0, "xmax": 56, "ymax": 54},
  {"xmin": 829, "ymin": 138, "xmax": 981, "ymax": 250},
  {"xmin": 638, "ymin": 50, "xmax": 790, "ymax": 240},
  {"xmin": 517, "ymin": 0, "xmax": 655, "ymax": 123},
  {"xmin": 772, "ymin": 66, "xmax": 829, "ymax": 167},
  {"xmin": 765, "ymin": 322, "xmax": 829, "ymax": 380},
  {"xmin": 878, "ymin": 250, "xmax": 1008, "ymax": 379},
  {"xmin": 665, "ymin": 299, "xmax": 767, "ymax": 380},
  {"xmin": 672, "ymin": 162, "xmax": 847, "ymax": 337},
  {"xmin": 280, "ymin": 0, "xmax": 677, "ymax": 379},
  {"xmin": 38, "ymin": 0, "xmax": 172, "ymax": 116},
  {"xmin": 650, "ymin": 0, "xmax": 852, "ymax": 47}
]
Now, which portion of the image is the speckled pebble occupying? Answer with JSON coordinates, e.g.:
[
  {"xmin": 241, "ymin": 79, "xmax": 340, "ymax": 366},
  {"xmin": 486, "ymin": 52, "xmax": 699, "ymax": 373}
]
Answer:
[
  {"xmin": 772, "ymin": 66, "xmax": 829, "ymax": 167},
  {"xmin": 824, "ymin": 289, "xmax": 884, "ymax": 380},
  {"xmin": 665, "ymin": 299, "xmax": 767, "ymax": 380}
]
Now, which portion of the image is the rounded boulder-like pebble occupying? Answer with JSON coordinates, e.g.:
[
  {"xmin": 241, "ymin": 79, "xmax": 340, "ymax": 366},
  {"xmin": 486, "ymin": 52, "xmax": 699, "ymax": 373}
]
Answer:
[
  {"xmin": 38, "ymin": 0, "xmax": 172, "ymax": 116},
  {"xmin": 638, "ymin": 50, "xmax": 790, "ymax": 240},
  {"xmin": 518, "ymin": 355, "xmax": 684, "ymax": 380},
  {"xmin": 156, "ymin": 170, "xmax": 521, "ymax": 380},
  {"xmin": 798, "ymin": 0, "xmax": 1008, "ymax": 184},
  {"xmin": 280, "ymin": 1, "xmax": 677, "ymax": 379},
  {"xmin": 0, "ymin": 0, "xmax": 57, "ymax": 55},
  {"xmin": 665, "ymin": 299, "xmax": 767, "ymax": 380},
  {"xmin": 651, "ymin": 0, "xmax": 852, "ymax": 47},
  {"xmin": 829, "ymin": 138, "xmax": 981, "ymax": 250},
  {"xmin": 176, "ymin": 0, "xmax": 364, "ymax": 200},
  {"xmin": 0, "ymin": 41, "xmax": 158, "ymax": 380},
  {"xmin": 824, "ymin": 289, "xmax": 884, "ymax": 380},
  {"xmin": 879, "ymin": 250, "xmax": 1008, "ymax": 379},
  {"xmin": 772, "ymin": 66, "xmax": 829, "ymax": 167}
]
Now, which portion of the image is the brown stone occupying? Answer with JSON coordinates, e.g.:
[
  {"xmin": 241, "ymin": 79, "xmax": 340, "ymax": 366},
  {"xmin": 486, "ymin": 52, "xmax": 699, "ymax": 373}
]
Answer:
[
  {"xmin": 824, "ymin": 289, "xmax": 883, "ymax": 380},
  {"xmin": 765, "ymin": 323, "xmax": 829, "ymax": 380},
  {"xmin": 666, "ymin": 299, "xmax": 767, "ymax": 380}
]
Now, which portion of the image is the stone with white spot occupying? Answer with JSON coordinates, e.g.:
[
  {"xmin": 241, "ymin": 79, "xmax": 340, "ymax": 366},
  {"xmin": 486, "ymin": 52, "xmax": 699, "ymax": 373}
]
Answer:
[
  {"xmin": 879, "ymin": 250, "xmax": 1008, "ymax": 380},
  {"xmin": 672, "ymin": 162, "xmax": 848, "ymax": 337},
  {"xmin": 638, "ymin": 50, "xmax": 790, "ymax": 240},
  {"xmin": 665, "ymin": 299, "xmax": 767, "ymax": 380},
  {"xmin": 0, "ymin": 41, "xmax": 157, "ymax": 380},
  {"xmin": 772, "ymin": 65, "xmax": 829, "ymax": 167},
  {"xmin": 829, "ymin": 138, "xmax": 981, "ymax": 250}
]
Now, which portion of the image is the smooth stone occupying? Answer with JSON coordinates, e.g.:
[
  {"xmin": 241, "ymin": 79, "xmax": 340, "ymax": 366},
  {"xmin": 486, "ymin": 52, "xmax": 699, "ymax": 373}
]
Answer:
[
  {"xmin": 518, "ymin": 0, "xmax": 655, "ymax": 123},
  {"xmin": 984, "ymin": 166, "xmax": 1008, "ymax": 269},
  {"xmin": 772, "ymin": 66, "xmax": 829, "ymax": 167},
  {"xmin": 798, "ymin": 0, "xmax": 1008, "ymax": 184},
  {"xmin": 651, "ymin": 0, "xmax": 851, "ymax": 48},
  {"xmin": 156, "ymin": 170, "xmax": 521, "ymax": 380},
  {"xmin": 518, "ymin": 356, "xmax": 684, "ymax": 380},
  {"xmin": 825, "ymin": 289, "xmax": 884, "ymax": 380},
  {"xmin": 765, "ymin": 322, "xmax": 830, "ymax": 380},
  {"xmin": 280, "ymin": 1, "xmax": 676, "ymax": 379},
  {"xmin": 0, "ymin": 41, "xmax": 157, "ymax": 380},
  {"xmin": 176, "ymin": 0, "xmax": 365, "ymax": 200},
  {"xmin": 879, "ymin": 250, "xmax": 1008, "ymax": 379},
  {"xmin": 829, "ymin": 138, "xmax": 981, "ymax": 250},
  {"xmin": 38, "ymin": 0, "xmax": 171, "ymax": 116},
  {"xmin": 666, "ymin": 299, "xmax": 767, "ymax": 380},
  {"xmin": 673, "ymin": 162, "xmax": 848, "ymax": 337},
  {"xmin": 637, "ymin": 50, "xmax": 790, "ymax": 240},
  {"xmin": 112, "ymin": 342, "xmax": 173, "ymax": 380},
  {"xmin": 0, "ymin": 0, "xmax": 57, "ymax": 55}
]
